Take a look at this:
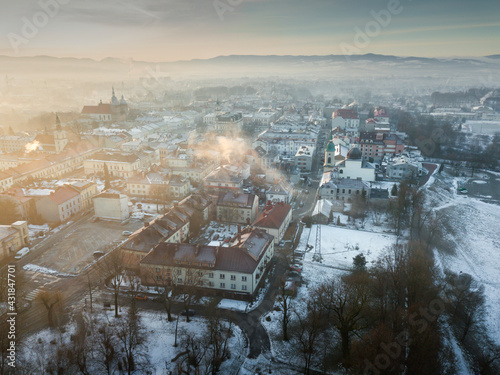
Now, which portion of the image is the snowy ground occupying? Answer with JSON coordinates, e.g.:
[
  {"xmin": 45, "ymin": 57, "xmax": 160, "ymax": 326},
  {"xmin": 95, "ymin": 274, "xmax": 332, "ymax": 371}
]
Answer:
[
  {"xmin": 261, "ymin": 223, "xmax": 397, "ymax": 372},
  {"xmin": 300, "ymin": 224, "xmax": 397, "ymax": 270},
  {"xmin": 427, "ymin": 172, "xmax": 500, "ymax": 346},
  {"xmin": 20, "ymin": 307, "xmax": 245, "ymax": 375},
  {"xmin": 28, "ymin": 224, "xmax": 50, "ymax": 241}
]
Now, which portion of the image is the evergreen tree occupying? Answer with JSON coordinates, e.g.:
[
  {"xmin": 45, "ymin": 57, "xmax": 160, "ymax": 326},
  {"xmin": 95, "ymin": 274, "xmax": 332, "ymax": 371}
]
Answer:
[
  {"xmin": 352, "ymin": 254, "xmax": 367, "ymax": 272},
  {"xmin": 391, "ymin": 183, "xmax": 398, "ymax": 196}
]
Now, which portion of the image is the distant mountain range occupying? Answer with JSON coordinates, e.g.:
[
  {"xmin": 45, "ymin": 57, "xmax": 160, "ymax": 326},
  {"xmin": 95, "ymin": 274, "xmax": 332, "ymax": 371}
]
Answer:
[{"xmin": 1, "ymin": 53, "xmax": 499, "ymax": 84}]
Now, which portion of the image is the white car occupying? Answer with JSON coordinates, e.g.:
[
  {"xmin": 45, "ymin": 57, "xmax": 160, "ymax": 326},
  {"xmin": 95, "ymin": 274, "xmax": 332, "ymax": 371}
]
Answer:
[
  {"xmin": 122, "ymin": 231, "xmax": 133, "ymax": 236},
  {"xmin": 14, "ymin": 247, "xmax": 30, "ymax": 259}
]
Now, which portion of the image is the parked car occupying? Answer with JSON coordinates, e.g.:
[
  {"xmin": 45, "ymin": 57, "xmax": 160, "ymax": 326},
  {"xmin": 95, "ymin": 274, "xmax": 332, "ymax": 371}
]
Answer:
[
  {"xmin": 122, "ymin": 231, "xmax": 133, "ymax": 236},
  {"xmin": 459, "ymin": 187, "xmax": 468, "ymax": 194},
  {"xmin": 213, "ymin": 234, "xmax": 219, "ymax": 241},
  {"xmin": 14, "ymin": 247, "xmax": 30, "ymax": 259},
  {"xmin": 181, "ymin": 309, "xmax": 196, "ymax": 317},
  {"xmin": 135, "ymin": 294, "xmax": 148, "ymax": 301}
]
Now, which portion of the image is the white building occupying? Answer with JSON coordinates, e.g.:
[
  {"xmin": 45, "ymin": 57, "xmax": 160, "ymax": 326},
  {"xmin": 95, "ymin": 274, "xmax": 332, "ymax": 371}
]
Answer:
[
  {"xmin": 331, "ymin": 148, "xmax": 376, "ymax": 182},
  {"xmin": 93, "ymin": 191, "xmax": 129, "ymax": 221},
  {"xmin": 139, "ymin": 228, "xmax": 275, "ymax": 298},
  {"xmin": 295, "ymin": 145, "xmax": 315, "ymax": 172}
]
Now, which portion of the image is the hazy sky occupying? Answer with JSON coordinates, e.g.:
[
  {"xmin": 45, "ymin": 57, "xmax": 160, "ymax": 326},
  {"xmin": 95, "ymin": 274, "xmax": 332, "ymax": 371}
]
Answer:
[{"xmin": 1, "ymin": 0, "xmax": 499, "ymax": 61}]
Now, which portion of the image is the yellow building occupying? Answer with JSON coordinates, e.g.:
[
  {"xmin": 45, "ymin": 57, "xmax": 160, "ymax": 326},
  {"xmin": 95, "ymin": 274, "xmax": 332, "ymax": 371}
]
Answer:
[{"xmin": 0, "ymin": 221, "xmax": 29, "ymax": 261}]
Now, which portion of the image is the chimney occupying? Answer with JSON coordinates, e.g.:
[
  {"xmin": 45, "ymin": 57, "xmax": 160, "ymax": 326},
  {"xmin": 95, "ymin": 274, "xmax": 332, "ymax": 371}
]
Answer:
[
  {"xmin": 237, "ymin": 232, "xmax": 241, "ymax": 244},
  {"xmin": 237, "ymin": 224, "xmax": 241, "ymax": 234}
]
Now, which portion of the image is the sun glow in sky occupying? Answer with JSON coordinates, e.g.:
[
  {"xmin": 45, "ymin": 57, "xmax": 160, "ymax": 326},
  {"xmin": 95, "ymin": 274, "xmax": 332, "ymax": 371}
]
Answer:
[{"xmin": 0, "ymin": 0, "xmax": 499, "ymax": 61}]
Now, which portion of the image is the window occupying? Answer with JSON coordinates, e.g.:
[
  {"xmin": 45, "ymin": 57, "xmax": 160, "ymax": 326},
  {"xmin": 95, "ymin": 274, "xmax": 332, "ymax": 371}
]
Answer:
[
  {"xmin": 209, "ymin": 281, "xmax": 214, "ymax": 287},
  {"xmin": 230, "ymin": 275, "xmax": 236, "ymax": 280},
  {"xmin": 156, "ymin": 268, "xmax": 160, "ymax": 273},
  {"xmin": 156, "ymin": 275, "xmax": 162, "ymax": 281},
  {"xmin": 241, "ymin": 276, "xmax": 247, "ymax": 281},
  {"xmin": 220, "ymin": 274, "xmax": 225, "ymax": 279},
  {"xmin": 242, "ymin": 285, "xmax": 247, "ymax": 291},
  {"xmin": 231, "ymin": 284, "xmax": 236, "ymax": 289},
  {"xmin": 220, "ymin": 282, "xmax": 225, "ymax": 288}
]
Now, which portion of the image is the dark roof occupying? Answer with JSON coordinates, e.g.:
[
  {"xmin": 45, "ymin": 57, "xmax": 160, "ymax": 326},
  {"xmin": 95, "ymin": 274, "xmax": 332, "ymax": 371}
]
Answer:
[
  {"xmin": 88, "ymin": 151, "xmax": 139, "ymax": 163},
  {"xmin": 140, "ymin": 229, "xmax": 273, "ymax": 274},
  {"xmin": 370, "ymin": 188, "xmax": 389, "ymax": 199},
  {"xmin": 122, "ymin": 226, "xmax": 164, "ymax": 253},
  {"xmin": 217, "ymin": 192, "xmax": 256, "ymax": 208},
  {"xmin": 346, "ymin": 147, "xmax": 362, "ymax": 160},
  {"xmin": 253, "ymin": 202, "xmax": 292, "ymax": 229}
]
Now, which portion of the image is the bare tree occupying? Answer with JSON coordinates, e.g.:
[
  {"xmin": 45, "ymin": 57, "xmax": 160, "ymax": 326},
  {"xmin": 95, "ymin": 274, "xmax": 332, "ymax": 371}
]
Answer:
[
  {"xmin": 94, "ymin": 321, "xmax": 117, "ymax": 375},
  {"xmin": 98, "ymin": 250, "xmax": 126, "ymax": 317},
  {"xmin": 176, "ymin": 263, "xmax": 206, "ymax": 322},
  {"xmin": 116, "ymin": 300, "xmax": 150, "ymax": 375},
  {"xmin": 292, "ymin": 300, "xmax": 324, "ymax": 375},
  {"xmin": 36, "ymin": 290, "xmax": 63, "ymax": 328},
  {"xmin": 444, "ymin": 271, "xmax": 486, "ymax": 343},
  {"xmin": 314, "ymin": 275, "xmax": 368, "ymax": 365},
  {"xmin": 276, "ymin": 276, "xmax": 294, "ymax": 341}
]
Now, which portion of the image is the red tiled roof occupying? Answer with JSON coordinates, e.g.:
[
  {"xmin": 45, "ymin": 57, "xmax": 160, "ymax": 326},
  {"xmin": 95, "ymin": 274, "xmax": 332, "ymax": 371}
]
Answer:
[
  {"xmin": 82, "ymin": 103, "xmax": 112, "ymax": 115},
  {"xmin": 46, "ymin": 185, "xmax": 79, "ymax": 205},
  {"xmin": 253, "ymin": 202, "xmax": 292, "ymax": 229}
]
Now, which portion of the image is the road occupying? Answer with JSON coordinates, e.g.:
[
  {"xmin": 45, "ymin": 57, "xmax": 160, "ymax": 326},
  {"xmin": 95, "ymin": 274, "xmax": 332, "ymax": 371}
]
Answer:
[{"xmin": 463, "ymin": 171, "xmax": 500, "ymax": 202}]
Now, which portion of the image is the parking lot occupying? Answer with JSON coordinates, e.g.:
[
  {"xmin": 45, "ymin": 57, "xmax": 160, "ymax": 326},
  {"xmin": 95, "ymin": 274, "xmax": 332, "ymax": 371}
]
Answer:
[{"xmin": 32, "ymin": 217, "xmax": 143, "ymax": 274}]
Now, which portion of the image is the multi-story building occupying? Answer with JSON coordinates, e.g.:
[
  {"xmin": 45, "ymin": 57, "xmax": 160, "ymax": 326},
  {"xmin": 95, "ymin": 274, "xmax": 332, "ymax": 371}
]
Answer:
[
  {"xmin": 121, "ymin": 206, "xmax": 191, "ymax": 269},
  {"xmin": 84, "ymin": 151, "xmax": 142, "ymax": 178},
  {"xmin": 213, "ymin": 112, "xmax": 243, "ymax": 135},
  {"xmin": 253, "ymin": 202, "xmax": 293, "ymax": 245},
  {"xmin": 127, "ymin": 172, "xmax": 191, "ymax": 200},
  {"xmin": 67, "ymin": 180, "xmax": 98, "ymax": 211},
  {"xmin": 253, "ymin": 129, "xmax": 317, "ymax": 158},
  {"xmin": 355, "ymin": 132, "xmax": 405, "ymax": 163},
  {"xmin": 3, "ymin": 141, "xmax": 100, "ymax": 185},
  {"xmin": 295, "ymin": 145, "xmax": 315, "ymax": 172},
  {"xmin": 332, "ymin": 109, "xmax": 360, "ymax": 135},
  {"xmin": 266, "ymin": 181, "xmax": 293, "ymax": 204},
  {"xmin": 216, "ymin": 192, "xmax": 259, "ymax": 224},
  {"xmin": 0, "ymin": 221, "xmax": 29, "ymax": 261},
  {"xmin": 93, "ymin": 191, "xmax": 129, "ymax": 221},
  {"xmin": 325, "ymin": 148, "xmax": 376, "ymax": 182},
  {"xmin": 35, "ymin": 185, "xmax": 82, "ymax": 223},
  {"xmin": 319, "ymin": 173, "xmax": 371, "ymax": 204},
  {"xmin": 139, "ymin": 228, "xmax": 274, "ymax": 299},
  {"xmin": 203, "ymin": 166, "xmax": 244, "ymax": 194},
  {"xmin": 0, "ymin": 171, "xmax": 14, "ymax": 193},
  {"xmin": 386, "ymin": 156, "xmax": 423, "ymax": 179},
  {"xmin": 0, "ymin": 135, "xmax": 34, "ymax": 153}
]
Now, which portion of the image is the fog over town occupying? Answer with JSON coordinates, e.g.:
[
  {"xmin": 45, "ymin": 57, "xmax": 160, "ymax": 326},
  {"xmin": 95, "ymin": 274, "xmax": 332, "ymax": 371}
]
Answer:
[{"xmin": 0, "ymin": 1, "xmax": 500, "ymax": 374}]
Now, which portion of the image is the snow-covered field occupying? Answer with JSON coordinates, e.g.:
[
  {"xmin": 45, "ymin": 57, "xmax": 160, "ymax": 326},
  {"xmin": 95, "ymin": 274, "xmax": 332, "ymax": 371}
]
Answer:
[
  {"xmin": 300, "ymin": 224, "xmax": 397, "ymax": 270},
  {"xmin": 430, "ymin": 179, "xmax": 500, "ymax": 345},
  {"xmin": 262, "ymin": 223, "xmax": 397, "ymax": 371},
  {"xmin": 20, "ymin": 308, "xmax": 245, "ymax": 375}
]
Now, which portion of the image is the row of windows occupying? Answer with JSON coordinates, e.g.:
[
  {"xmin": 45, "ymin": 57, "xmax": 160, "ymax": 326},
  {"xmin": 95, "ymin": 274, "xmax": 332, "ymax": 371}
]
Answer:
[{"xmin": 155, "ymin": 267, "xmax": 248, "ymax": 282}]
